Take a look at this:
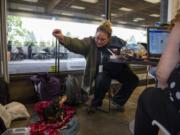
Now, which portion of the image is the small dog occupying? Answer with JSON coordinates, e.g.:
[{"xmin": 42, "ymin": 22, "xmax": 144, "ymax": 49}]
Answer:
[{"xmin": 43, "ymin": 96, "xmax": 67, "ymax": 122}]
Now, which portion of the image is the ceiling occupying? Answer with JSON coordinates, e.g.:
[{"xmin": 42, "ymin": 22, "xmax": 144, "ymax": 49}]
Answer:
[{"xmin": 7, "ymin": 0, "xmax": 161, "ymax": 29}]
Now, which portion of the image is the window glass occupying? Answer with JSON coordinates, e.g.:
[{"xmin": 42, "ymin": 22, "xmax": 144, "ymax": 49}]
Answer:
[
  {"xmin": 6, "ymin": 0, "xmax": 161, "ymax": 74},
  {"xmin": 7, "ymin": 0, "xmax": 104, "ymax": 74},
  {"xmin": 111, "ymin": 0, "xmax": 160, "ymax": 44}
]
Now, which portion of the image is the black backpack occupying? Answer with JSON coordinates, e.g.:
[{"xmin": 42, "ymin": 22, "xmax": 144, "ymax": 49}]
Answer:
[
  {"xmin": 0, "ymin": 79, "xmax": 10, "ymax": 105},
  {"xmin": 65, "ymin": 75, "xmax": 88, "ymax": 105},
  {"xmin": 65, "ymin": 75, "xmax": 81, "ymax": 105}
]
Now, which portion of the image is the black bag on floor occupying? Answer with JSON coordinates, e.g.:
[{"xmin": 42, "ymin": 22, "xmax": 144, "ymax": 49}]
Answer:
[{"xmin": 0, "ymin": 79, "xmax": 10, "ymax": 105}]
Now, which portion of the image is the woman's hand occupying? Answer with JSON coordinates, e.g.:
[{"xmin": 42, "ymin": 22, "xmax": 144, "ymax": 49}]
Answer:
[
  {"xmin": 59, "ymin": 95, "xmax": 67, "ymax": 107},
  {"xmin": 157, "ymin": 69, "xmax": 168, "ymax": 90},
  {"xmin": 52, "ymin": 29, "xmax": 65, "ymax": 44}
]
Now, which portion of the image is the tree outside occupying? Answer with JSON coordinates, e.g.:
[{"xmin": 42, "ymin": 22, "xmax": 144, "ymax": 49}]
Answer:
[{"xmin": 7, "ymin": 15, "xmax": 36, "ymax": 46}]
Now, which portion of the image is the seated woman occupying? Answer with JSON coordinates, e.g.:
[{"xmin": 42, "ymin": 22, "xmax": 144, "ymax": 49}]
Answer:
[{"xmin": 134, "ymin": 10, "xmax": 180, "ymax": 135}]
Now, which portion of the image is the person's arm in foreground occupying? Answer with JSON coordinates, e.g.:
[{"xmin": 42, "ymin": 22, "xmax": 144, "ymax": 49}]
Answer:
[{"xmin": 157, "ymin": 22, "xmax": 180, "ymax": 89}]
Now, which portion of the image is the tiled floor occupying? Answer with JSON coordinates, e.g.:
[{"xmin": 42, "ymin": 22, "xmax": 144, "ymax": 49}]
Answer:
[
  {"xmin": 76, "ymin": 86, "xmax": 145, "ymax": 135},
  {"xmin": 10, "ymin": 85, "xmax": 147, "ymax": 135}
]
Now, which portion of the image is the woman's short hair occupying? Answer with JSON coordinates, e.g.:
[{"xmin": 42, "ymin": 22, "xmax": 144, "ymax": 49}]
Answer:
[{"xmin": 96, "ymin": 20, "xmax": 112, "ymax": 38}]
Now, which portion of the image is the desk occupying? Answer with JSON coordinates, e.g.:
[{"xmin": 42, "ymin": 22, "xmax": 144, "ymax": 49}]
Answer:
[
  {"xmin": 109, "ymin": 58, "xmax": 158, "ymax": 87},
  {"xmin": 109, "ymin": 58, "xmax": 158, "ymax": 66}
]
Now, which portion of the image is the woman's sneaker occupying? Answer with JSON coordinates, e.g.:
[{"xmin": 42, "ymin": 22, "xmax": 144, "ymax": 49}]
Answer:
[{"xmin": 111, "ymin": 101, "xmax": 125, "ymax": 112}]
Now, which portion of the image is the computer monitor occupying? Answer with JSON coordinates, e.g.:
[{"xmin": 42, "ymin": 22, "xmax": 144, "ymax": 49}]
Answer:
[{"xmin": 147, "ymin": 26, "xmax": 170, "ymax": 58}]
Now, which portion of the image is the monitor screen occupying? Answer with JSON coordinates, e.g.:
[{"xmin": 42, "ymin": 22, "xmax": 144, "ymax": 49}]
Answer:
[{"xmin": 147, "ymin": 27, "xmax": 170, "ymax": 57}]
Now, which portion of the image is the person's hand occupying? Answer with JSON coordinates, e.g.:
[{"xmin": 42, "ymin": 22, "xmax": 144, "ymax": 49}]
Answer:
[
  {"xmin": 52, "ymin": 29, "xmax": 65, "ymax": 44},
  {"xmin": 157, "ymin": 82, "xmax": 168, "ymax": 90},
  {"xmin": 157, "ymin": 75, "xmax": 168, "ymax": 90},
  {"xmin": 111, "ymin": 48, "xmax": 118, "ymax": 55},
  {"xmin": 59, "ymin": 95, "xmax": 67, "ymax": 107}
]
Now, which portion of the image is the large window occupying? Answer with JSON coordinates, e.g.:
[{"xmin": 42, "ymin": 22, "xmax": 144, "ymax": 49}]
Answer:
[
  {"xmin": 6, "ymin": 0, "xmax": 161, "ymax": 74},
  {"xmin": 110, "ymin": 0, "xmax": 160, "ymax": 51},
  {"xmin": 111, "ymin": 0, "xmax": 160, "ymax": 28},
  {"xmin": 7, "ymin": 17, "xmax": 100, "ymax": 73},
  {"xmin": 7, "ymin": 0, "xmax": 104, "ymax": 74}
]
